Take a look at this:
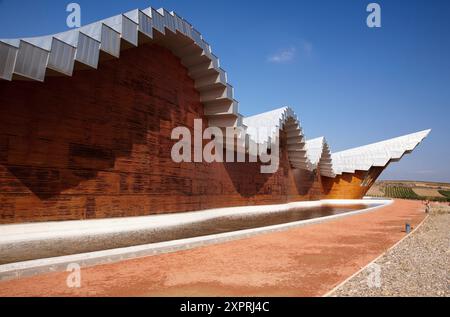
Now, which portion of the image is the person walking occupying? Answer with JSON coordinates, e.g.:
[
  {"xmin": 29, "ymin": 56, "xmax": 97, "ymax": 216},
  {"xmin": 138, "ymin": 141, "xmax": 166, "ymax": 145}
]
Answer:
[{"xmin": 424, "ymin": 200, "xmax": 430, "ymax": 213}]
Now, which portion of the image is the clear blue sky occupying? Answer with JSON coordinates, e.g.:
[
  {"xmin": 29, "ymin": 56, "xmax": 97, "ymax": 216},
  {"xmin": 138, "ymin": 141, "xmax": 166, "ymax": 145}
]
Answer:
[{"xmin": 1, "ymin": 0, "xmax": 449, "ymax": 182}]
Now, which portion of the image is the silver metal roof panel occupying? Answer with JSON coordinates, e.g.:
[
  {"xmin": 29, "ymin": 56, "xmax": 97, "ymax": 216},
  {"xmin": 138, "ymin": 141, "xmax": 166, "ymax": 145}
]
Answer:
[
  {"xmin": 124, "ymin": 9, "xmax": 139, "ymax": 24},
  {"xmin": 47, "ymin": 37, "xmax": 76, "ymax": 76},
  {"xmin": 100, "ymin": 24, "xmax": 121, "ymax": 58},
  {"xmin": 14, "ymin": 41, "xmax": 49, "ymax": 81},
  {"xmin": 121, "ymin": 15, "xmax": 138, "ymax": 46},
  {"xmin": 75, "ymin": 32, "xmax": 100, "ymax": 69},
  {"xmin": 150, "ymin": 8, "xmax": 165, "ymax": 34},
  {"xmin": 0, "ymin": 42, "xmax": 18, "ymax": 80},
  {"xmin": 138, "ymin": 10, "xmax": 153, "ymax": 39},
  {"xmin": 157, "ymin": 8, "xmax": 176, "ymax": 33}
]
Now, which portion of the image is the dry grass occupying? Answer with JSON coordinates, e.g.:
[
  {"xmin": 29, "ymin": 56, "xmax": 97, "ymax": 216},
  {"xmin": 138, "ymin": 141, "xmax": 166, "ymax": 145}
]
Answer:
[
  {"xmin": 369, "ymin": 181, "xmax": 450, "ymax": 201},
  {"xmin": 367, "ymin": 185, "xmax": 384, "ymax": 197},
  {"xmin": 412, "ymin": 188, "xmax": 445, "ymax": 198},
  {"xmin": 429, "ymin": 202, "xmax": 450, "ymax": 215}
]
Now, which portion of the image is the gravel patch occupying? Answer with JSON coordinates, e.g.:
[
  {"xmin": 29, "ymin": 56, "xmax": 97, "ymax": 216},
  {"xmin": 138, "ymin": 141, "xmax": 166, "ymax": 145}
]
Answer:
[{"xmin": 330, "ymin": 204, "xmax": 450, "ymax": 297}]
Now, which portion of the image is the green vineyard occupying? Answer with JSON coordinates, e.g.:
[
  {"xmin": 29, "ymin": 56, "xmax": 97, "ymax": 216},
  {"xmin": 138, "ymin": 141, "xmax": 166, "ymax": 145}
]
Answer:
[
  {"xmin": 438, "ymin": 190, "xmax": 450, "ymax": 199},
  {"xmin": 384, "ymin": 186, "xmax": 420, "ymax": 200},
  {"xmin": 382, "ymin": 186, "xmax": 450, "ymax": 202}
]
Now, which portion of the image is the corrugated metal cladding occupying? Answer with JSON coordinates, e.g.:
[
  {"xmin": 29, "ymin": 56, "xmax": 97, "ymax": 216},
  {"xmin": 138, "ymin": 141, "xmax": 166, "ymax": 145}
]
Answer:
[
  {"xmin": 173, "ymin": 14, "xmax": 186, "ymax": 35},
  {"xmin": 100, "ymin": 25, "xmax": 120, "ymax": 57},
  {"xmin": 0, "ymin": 42, "xmax": 18, "ymax": 80},
  {"xmin": 14, "ymin": 41, "xmax": 49, "ymax": 81},
  {"xmin": 180, "ymin": 18, "xmax": 193, "ymax": 38},
  {"xmin": 191, "ymin": 29, "xmax": 202, "ymax": 46},
  {"xmin": 151, "ymin": 8, "xmax": 165, "ymax": 34},
  {"xmin": 47, "ymin": 38, "xmax": 76, "ymax": 76},
  {"xmin": 75, "ymin": 33, "xmax": 100, "ymax": 69},
  {"xmin": 210, "ymin": 54, "xmax": 220, "ymax": 69},
  {"xmin": 138, "ymin": 11, "xmax": 153, "ymax": 39},
  {"xmin": 218, "ymin": 69, "xmax": 227, "ymax": 84},
  {"xmin": 237, "ymin": 114, "xmax": 245, "ymax": 128},
  {"xmin": 200, "ymin": 40, "xmax": 211, "ymax": 54},
  {"xmin": 122, "ymin": 16, "xmax": 138, "ymax": 46},
  {"xmin": 232, "ymin": 101, "xmax": 239, "ymax": 114},
  {"xmin": 225, "ymin": 85, "xmax": 234, "ymax": 99},
  {"xmin": 162, "ymin": 10, "xmax": 176, "ymax": 33}
]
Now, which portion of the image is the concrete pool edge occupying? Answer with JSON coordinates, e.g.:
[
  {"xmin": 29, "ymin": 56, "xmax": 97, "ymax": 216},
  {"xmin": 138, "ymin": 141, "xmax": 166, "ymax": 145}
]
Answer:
[{"xmin": 0, "ymin": 199, "xmax": 393, "ymax": 281}]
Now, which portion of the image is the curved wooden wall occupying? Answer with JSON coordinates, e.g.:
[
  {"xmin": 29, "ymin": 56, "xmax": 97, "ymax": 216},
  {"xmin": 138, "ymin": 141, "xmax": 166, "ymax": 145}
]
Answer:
[
  {"xmin": 321, "ymin": 166, "xmax": 386, "ymax": 199},
  {"xmin": 0, "ymin": 43, "xmax": 381, "ymax": 224}
]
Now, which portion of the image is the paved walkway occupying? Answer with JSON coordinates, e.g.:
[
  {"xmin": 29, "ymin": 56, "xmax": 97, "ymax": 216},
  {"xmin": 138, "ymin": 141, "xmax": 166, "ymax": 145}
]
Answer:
[{"xmin": 0, "ymin": 200, "xmax": 425, "ymax": 297}]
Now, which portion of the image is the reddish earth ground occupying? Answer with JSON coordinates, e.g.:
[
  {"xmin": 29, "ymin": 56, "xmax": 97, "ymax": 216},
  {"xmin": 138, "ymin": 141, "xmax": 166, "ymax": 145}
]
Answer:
[{"xmin": 0, "ymin": 199, "xmax": 425, "ymax": 297}]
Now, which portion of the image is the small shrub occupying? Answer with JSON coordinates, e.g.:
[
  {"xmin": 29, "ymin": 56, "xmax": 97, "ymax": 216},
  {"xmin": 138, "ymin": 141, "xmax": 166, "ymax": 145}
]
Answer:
[{"xmin": 438, "ymin": 190, "xmax": 450, "ymax": 199}]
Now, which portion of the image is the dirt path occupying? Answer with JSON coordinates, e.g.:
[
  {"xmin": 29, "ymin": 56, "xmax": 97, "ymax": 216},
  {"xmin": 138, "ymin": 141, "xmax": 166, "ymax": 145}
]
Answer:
[{"xmin": 0, "ymin": 200, "xmax": 426, "ymax": 297}]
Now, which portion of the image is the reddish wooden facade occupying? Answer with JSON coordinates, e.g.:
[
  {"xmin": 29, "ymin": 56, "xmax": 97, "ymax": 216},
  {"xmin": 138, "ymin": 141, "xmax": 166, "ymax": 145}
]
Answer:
[
  {"xmin": 0, "ymin": 43, "xmax": 376, "ymax": 224},
  {"xmin": 321, "ymin": 166, "xmax": 385, "ymax": 199}
]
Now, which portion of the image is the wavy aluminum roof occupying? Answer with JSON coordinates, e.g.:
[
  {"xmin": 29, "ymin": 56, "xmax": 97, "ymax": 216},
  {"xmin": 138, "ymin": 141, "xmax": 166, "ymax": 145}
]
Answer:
[
  {"xmin": 0, "ymin": 6, "xmax": 431, "ymax": 178},
  {"xmin": 0, "ymin": 7, "xmax": 239, "ymax": 127},
  {"xmin": 243, "ymin": 107, "xmax": 313, "ymax": 170},
  {"xmin": 331, "ymin": 129, "xmax": 431, "ymax": 175},
  {"xmin": 243, "ymin": 107, "xmax": 430, "ymax": 176},
  {"xmin": 305, "ymin": 137, "xmax": 335, "ymax": 177}
]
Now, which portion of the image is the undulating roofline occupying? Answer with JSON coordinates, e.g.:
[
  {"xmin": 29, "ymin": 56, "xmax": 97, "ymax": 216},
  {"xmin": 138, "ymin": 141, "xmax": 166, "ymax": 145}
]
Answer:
[
  {"xmin": 243, "ymin": 107, "xmax": 311, "ymax": 170},
  {"xmin": 0, "ymin": 6, "xmax": 431, "ymax": 178},
  {"xmin": 331, "ymin": 129, "xmax": 431, "ymax": 175},
  {"xmin": 305, "ymin": 137, "xmax": 335, "ymax": 177},
  {"xmin": 243, "ymin": 107, "xmax": 430, "ymax": 177},
  {"xmin": 0, "ymin": 7, "xmax": 239, "ymax": 128}
]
